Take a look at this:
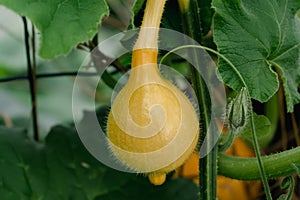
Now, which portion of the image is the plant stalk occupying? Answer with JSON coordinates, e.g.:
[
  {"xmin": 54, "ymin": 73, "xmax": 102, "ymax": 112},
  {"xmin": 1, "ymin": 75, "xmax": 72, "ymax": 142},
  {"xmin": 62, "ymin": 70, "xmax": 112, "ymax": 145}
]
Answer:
[
  {"xmin": 133, "ymin": 0, "xmax": 167, "ymax": 51},
  {"xmin": 218, "ymin": 146, "xmax": 300, "ymax": 180},
  {"xmin": 22, "ymin": 17, "xmax": 39, "ymax": 141},
  {"xmin": 248, "ymin": 98, "xmax": 273, "ymax": 200},
  {"xmin": 177, "ymin": 1, "xmax": 217, "ymax": 199}
]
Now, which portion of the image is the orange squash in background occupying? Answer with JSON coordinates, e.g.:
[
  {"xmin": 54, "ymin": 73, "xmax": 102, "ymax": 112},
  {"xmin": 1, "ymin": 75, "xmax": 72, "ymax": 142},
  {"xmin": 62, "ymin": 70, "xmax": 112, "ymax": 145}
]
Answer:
[{"xmin": 175, "ymin": 138, "xmax": 261, "ymax": 200}]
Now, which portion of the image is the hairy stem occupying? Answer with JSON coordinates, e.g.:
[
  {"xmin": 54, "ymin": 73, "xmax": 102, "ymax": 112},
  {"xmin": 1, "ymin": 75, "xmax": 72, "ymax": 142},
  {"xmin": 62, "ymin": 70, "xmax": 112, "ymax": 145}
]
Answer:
[
  {"xmin": 218, "ymin": 146, "xmax": 300, "ymax": 180},
  {"xmin": 248, "ymin": 96, "xmax": 272, "ymax": 199},
  {"xmin": 131, "ymin": 0, "xmax": 167, "ymax": 70},
  {"xmin": 177, "ymin": 1, "xmax": 217, "ymax": 199},
  {"xmin": 133, "ymin": 0, "xmax": 167, "ymax": 50}
]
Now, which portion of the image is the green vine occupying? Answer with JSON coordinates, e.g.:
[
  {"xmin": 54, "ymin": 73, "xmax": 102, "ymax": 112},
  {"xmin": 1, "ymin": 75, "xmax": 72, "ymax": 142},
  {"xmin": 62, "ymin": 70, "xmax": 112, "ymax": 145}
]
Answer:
[
  {"xmin": 176, "ymin": 1, "xmax": 217, "ymax": 199},
  {"xmin": 218, "ymin": 148, "xmax": 300, "ymax": 180}
]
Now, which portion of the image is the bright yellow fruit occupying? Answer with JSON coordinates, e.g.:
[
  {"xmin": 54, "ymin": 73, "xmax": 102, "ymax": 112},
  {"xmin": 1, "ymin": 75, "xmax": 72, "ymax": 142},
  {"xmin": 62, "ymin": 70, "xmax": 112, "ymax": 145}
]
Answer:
[
  {"xmin": 106, "ymin": 0, "xmax": 199, "ymax": 185},
  {"xmin": 107, "ymin": 50, "xmax": 199, "ymax": 185}
]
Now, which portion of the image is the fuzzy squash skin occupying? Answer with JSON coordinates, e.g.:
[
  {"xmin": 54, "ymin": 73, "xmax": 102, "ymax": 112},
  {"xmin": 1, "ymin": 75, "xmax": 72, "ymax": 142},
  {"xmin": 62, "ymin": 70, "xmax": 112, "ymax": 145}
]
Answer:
[
  {"xmin": 107, "ymin": 50, "xmax": 199, "ymax": 185},
  {"xmin": 106, "ymin": 0, "xmax": 199, "ymax": 185}
]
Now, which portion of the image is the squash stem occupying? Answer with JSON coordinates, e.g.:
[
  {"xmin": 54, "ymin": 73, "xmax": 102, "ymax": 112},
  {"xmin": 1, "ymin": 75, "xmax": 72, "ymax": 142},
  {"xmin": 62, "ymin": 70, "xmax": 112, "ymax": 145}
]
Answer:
[
  {"xmin": 133, "ymin": 0, "xmax": 167, "ymax": 51},
  {"xmin": 132, "ymin": 0, "xmax": 166, "ymax": 69}
]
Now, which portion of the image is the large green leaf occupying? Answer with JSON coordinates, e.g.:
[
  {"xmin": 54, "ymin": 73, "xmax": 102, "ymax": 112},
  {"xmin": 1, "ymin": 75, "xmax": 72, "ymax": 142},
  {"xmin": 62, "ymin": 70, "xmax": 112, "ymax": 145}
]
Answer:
[
  {"xmin": 0, "ymin": 125, "xmax": 198, "ymax": 200},
  {"xmin": 213, "ymin": 0, "xmax": 300, "ymax": 112},
  {"xmin": 0, "ymin": 0, "xmax": 109, "ymax": 59}
]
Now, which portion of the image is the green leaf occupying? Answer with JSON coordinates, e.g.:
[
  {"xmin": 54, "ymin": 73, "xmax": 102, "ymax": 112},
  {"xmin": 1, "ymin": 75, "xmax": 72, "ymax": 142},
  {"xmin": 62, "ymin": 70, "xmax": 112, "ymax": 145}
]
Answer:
[
  {"xmin": 239, "ymin": 114, "xmax": 272, "ymax": 148},
  {"xmin": 0, "ymin": 125, "xmax": 198, "ymax": 199},
  {"xmin": 213, "ymin": 0, "xmax": 300, "ymax": 112},
  {"xmin": 0, "ymin": 0, "xmax": 109, "ymax": 59}
]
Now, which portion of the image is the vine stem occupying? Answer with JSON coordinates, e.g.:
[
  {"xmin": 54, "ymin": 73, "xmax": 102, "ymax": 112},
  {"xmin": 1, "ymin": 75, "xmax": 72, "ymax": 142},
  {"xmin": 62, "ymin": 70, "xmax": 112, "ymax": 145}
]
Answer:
[
  {"xmin": 22, "ymin": 17, "xmax": 39, "ymax": 141},
  {"xmin": 218, "ymin": 147, "xmax": 300, "ymax": 180},
  {"xmin": 248, "ymin": 96, "xmax": 272, "ymax": 200},
  {"xmin": 160, "ymin": 44, "xmax": 273, "ymax": 199},
  {"xmin": 176, "ymin": 2, "xmax": 217, "ymax": 197}
]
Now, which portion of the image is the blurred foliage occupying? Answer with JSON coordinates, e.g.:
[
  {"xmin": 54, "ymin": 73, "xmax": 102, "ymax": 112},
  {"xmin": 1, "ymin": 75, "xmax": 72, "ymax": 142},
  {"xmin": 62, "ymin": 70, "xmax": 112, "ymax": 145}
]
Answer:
[{"xmin": 0, "ymin": 125, "xmax": 198, "ymax": 199}]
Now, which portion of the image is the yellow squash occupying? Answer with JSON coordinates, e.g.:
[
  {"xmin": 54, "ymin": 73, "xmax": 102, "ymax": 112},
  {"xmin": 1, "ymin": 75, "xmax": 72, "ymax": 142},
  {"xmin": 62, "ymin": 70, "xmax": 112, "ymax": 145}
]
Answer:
[{"xmin": 106, "ymin": 0, "xmax": 199, "ymax": 185}]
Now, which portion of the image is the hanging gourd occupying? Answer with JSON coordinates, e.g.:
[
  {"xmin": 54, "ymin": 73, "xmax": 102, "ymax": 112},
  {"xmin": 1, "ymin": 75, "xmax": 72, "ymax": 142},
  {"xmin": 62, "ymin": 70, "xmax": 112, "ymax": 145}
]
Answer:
[{"xmin": 106, "ymin": 0, "xmax": 199, "ymax": 185}]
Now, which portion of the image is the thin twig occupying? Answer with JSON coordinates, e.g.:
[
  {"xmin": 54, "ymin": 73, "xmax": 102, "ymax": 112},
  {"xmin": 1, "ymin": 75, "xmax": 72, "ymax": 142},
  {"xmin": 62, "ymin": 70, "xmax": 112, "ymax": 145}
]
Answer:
[
  {"xmin": 31, "ymin": 22, "xmax": 39, "ymax": 141},
  {"xmin": 0, "ymin": 75, "xmax": 28, "ymax": 82},
  {"xmin": 22, "ymin": 17, "xmax": 39, "ymax": 141},
  {"xmin": 0, "ymin": 71, "xmax": 101, "ymax": 83}
]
